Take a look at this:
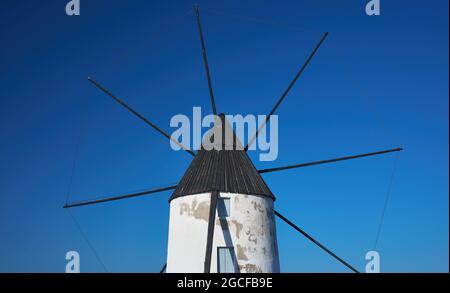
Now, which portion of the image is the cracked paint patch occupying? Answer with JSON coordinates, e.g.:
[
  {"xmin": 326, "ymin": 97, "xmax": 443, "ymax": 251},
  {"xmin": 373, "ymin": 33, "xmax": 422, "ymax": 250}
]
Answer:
[
  {"xmin": 231, "ymin": 220, "xmax": 243, "ymax": 239},
  {"xmin": 240, "ymin": 263, "xmax": 262, "ymax": 273},
  {"xmin": 245, "ymin": 227, "xmax": 258, "ymax": 244},
  {"xmin": 251, "ymin": 201, "xmax": 265, "ymax": 213},
  {"xmin": 179, "ymin": 200, "xmax": 210, "ymax": 221},
  {"xmin": 236, "ymin": 245, "xmax": 248, "ymax": 261}
]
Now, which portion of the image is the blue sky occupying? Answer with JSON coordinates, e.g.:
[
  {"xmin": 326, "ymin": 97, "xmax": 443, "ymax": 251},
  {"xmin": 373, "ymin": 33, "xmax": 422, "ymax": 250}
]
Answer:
[{"xmin": 0, "ymin": 0, "xmax": 448, "ymax": 272}]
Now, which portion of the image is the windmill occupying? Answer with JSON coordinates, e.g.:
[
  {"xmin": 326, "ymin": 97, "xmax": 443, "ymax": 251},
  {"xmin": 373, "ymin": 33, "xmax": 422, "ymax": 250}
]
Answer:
[{"xmin": 63, "ymin": 6, "xmax": 403, "ymax": 273}]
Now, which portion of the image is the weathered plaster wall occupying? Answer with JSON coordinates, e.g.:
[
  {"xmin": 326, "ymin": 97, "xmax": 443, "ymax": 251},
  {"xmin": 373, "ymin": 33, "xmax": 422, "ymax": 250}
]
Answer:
[{"xmin": 166, "ymin": 192, "xmax": 280, "ymax": 273}]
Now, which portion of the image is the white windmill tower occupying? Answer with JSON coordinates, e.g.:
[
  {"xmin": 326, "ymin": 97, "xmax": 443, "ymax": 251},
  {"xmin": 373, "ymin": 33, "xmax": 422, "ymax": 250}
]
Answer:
[
  {"xmin": 166, "ymin": 114, "xmax": 280, "ymax": 273},
  {"xmin": 63, "ymin": 5, "xmax": 402, "ymax": 274}
]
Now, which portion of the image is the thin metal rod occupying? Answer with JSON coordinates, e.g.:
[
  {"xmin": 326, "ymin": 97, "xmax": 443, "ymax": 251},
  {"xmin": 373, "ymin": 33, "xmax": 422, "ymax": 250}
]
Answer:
[
  {"xmin": 258, "ymin": 147, "xmax": 403, "ymax": 174},
  {"xmin": 274, "ymin": 210, "xmax": 359, "ymax": 273},
  {"xmin": 204, "ymin": 191, "xmax": 219, "ymax": 273},
  {"xmin": 194, "ymin": 5, "xmax": 217, "ymax": 115},
  {"xmin": 87, "ymin": 77, "xmax": 195, "ymax": 156},
  {"xmin": 159, "ymin": 263, "xmax": 167, "ymax": 273},
  {"xmin": 245, "ymin": 32, "xmax": 329, "ymax": 151},
  {"xmin": 63, "ymin": 185, "xmax": 178, "ymax": 208},
  {"xmin": 67, "ymin": 210, "xmax": 109, "ymax": 272}
]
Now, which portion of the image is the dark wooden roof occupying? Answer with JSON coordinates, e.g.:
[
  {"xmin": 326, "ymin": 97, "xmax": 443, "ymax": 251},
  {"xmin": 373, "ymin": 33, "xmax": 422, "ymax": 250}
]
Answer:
[{"xmin": 170, "ymin": 114, "xmax": 275, "ymax": 201}]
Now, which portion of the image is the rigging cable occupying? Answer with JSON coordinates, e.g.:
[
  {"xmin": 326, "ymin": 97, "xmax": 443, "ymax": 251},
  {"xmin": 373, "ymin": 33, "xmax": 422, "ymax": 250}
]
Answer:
[
  {"xmin": 64, "ymin": 97, "xmax": 109, "ymax": 272},
  {"xmin": 328, "ymin": 30, "xmax": 403, "ymax": 254},
  {"xmin": 65, "ymin": 115, "xmax": 83, "ymax": 206},
  {"xmin": 66, "ymin": 209, "xmax": 109, "ymax": 272},
  {"xmin": 373, "ymin": 152, "xmax": 400, "ymax": 250},
  {"xmin": 201, "ymin": 6, "xmax": 322, "ymax": 35}
]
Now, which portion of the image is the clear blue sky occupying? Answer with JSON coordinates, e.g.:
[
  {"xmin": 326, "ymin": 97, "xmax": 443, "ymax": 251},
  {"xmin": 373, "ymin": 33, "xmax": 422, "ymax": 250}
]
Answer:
[{"xmin": 0, "ymin": 0, "xmax": 448, "ymax": 272}]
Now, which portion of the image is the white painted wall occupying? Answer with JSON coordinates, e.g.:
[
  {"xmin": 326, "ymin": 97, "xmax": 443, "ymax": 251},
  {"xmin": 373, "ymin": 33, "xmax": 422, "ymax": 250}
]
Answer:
[{"xmin": 166, "ymin": 192, "xmax": 280, "ymax": 273}]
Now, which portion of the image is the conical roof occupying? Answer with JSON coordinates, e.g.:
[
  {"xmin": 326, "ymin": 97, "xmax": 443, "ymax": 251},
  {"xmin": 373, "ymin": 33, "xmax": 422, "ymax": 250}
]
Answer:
[{"xmin": 170, "ymin": 114, "xmax": 275, "ymax": 201}]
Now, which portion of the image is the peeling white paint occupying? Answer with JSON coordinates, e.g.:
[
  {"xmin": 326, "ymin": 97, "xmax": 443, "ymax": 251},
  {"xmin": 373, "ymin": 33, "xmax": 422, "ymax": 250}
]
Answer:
[{"xmin": 166, "ymin": 192, "xmax": 280, "ymax": 273}]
